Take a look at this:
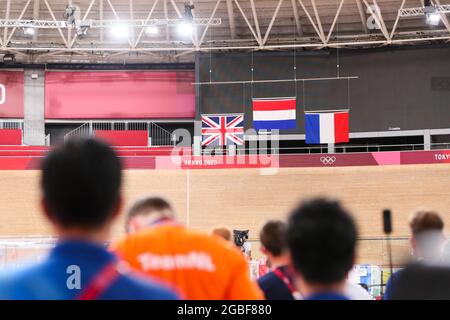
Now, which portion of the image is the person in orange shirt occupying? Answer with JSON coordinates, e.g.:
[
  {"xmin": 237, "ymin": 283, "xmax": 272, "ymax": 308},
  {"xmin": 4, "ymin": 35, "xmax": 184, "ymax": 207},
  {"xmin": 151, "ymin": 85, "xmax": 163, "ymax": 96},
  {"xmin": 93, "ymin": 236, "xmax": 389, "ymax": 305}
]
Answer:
[{"xmin": 112, "ymin": 196, "xmax": 263, "ymax": 300}]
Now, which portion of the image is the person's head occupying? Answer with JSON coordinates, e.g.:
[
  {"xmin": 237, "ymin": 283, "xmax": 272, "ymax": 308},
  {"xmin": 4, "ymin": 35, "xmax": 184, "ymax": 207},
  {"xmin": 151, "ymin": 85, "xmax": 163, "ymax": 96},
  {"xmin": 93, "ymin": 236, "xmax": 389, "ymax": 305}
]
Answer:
[
  {"xmin": 41, "ymin": 139, "xmax": 122, "ymax": 240},
  {"xmin": 287, "ymin": 198, "xmax": 357, "ymax": 295},
  {"xmin": 259, "ymin": 220, "xmax": 289, "ymax": 267},
  {"xmin": 409, "ymin": 209, "xmax": 445, "ymax": 260},
  {"xmin": 212, "ymin": 227, "xmax": 232, "ymax": 242},
  {"xmin": 126, "ymin": 196, "xmax": 175, "ymax": 234}
]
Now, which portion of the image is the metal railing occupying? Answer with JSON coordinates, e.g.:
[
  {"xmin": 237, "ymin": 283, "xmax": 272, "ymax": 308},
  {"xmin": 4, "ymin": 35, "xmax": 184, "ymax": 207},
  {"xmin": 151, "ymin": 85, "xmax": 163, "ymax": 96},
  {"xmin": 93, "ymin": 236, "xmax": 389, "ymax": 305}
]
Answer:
[
  {"xmin": 44, "ymin": 134, "xmax": 51, "ymax": 146},
  {"xmin": 201, "ymin": 143, "xmax": 450, "ymax": 156},
  {"xmin": 0, "ymin": 120, "xmax": 24, "ymax": 145},
  {"xmin": 148, "ymin": 122, "xmax": 174, "ymax": 147},
  {"xmin": 64, "ymin": 120, "xmax": 175, "ymax": 146},
  {"xmin": 0, "ymin": 119, "xmax": 23, "ymax": 130},
  {"xmin": 64, "ymin": 122, "xmax": 90, "ymax": 141}
]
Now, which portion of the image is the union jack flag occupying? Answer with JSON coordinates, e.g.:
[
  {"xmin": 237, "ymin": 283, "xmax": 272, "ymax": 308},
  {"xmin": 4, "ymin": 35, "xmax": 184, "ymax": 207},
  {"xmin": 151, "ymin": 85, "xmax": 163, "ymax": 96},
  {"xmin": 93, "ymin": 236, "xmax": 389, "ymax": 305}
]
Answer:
[{"xmin": 201, "ymin": 114, "xmax": 244, "ymax": 147}]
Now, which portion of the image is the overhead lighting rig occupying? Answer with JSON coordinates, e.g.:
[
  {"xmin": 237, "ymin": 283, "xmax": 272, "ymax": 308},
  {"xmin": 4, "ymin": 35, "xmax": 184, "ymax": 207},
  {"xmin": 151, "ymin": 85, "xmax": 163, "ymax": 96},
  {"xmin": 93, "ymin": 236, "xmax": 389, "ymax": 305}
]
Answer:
[{"xmin": 0, "ymin": 18, "xmax": 221, "ymax": 29}]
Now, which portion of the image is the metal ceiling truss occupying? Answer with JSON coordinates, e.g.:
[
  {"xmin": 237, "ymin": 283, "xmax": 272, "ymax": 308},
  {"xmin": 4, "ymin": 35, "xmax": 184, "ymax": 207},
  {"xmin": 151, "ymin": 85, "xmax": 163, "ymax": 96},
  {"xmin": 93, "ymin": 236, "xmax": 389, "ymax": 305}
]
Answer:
[
  {"xmin": 0, "ymin": 0, "xmax": 449, "ymax": 63},
  {"xmin": 0, "ymin": 18, "xmax": 222, "ymax": 28},
  {"xmin": 399, "ymin": 4, "xmax": 450, "ymax": 17}
]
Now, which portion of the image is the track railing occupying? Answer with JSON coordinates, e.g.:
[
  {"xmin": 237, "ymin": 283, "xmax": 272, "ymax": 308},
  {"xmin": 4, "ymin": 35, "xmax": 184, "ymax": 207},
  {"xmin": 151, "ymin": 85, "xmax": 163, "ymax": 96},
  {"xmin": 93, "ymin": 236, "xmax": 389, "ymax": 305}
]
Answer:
[{"xmin": 201, "ymin": 143, "xmax": 450, "ymax": 155}]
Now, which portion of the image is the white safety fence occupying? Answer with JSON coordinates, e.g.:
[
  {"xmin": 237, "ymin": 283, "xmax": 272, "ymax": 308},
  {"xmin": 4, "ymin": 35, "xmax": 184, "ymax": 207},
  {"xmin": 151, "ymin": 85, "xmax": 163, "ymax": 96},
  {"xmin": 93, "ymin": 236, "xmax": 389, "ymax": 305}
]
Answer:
[
  {"xmin": 0, "ymin": 120, "xmax": 23, "ymax": 130},
  {"xmin": 64, "ymin": 120, "xmax": 174, "ymax": 146},
  {"xmin": 0, "ymin": 236, "xmax": 56, "ymax": 269},
  {"xmin": 0, "ymin": 120, "xmax": 25, "ymax": 145},
  {"xmin": 149, "ymin": 122, "xmax": 175, "ymax": 147}
]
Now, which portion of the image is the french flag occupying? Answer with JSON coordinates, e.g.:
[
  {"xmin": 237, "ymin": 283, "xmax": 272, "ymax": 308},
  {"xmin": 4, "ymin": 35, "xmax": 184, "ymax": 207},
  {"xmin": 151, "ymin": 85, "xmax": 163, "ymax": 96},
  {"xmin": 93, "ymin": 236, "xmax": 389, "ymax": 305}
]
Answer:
[
  {"xmin": 252, "ymin": 97, "xmax": 296, "ymax": 130},
  {"xmin": 305, "ymin": 111, "xmax": 349, "ymax": 144}
]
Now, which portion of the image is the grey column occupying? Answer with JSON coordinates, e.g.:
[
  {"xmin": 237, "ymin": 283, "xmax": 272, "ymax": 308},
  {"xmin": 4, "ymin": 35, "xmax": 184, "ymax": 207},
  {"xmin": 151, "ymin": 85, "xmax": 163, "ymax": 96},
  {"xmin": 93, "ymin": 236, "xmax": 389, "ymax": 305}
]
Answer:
[
  {"xmin": 328, "ymin": 143, "xmax": 335, "ymax": 154},
  {"xmin": 424, "ymin": 129, "xmax": 431, "ymax": 151},
  {"xmin": 23, "ymin": 70, "xmax": 45, "ymax": 146},
  {"xmin": 193, "ymin": 53, "xmax": 202, "ymax": 155}
]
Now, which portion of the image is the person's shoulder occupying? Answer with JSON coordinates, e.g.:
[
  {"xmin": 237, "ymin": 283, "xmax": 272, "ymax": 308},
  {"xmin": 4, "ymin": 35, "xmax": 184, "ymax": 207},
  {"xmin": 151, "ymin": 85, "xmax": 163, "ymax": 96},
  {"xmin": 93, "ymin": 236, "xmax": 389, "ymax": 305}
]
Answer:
[
  {"xmin": 387, "ymin": 269, "xmax": 404, "ymax": 283},
  {"xmin": 257, "ymin": 271, "xmax": 294, "ymax": 300},
  {"xmin": 116, "ymin": 225, "xmax": 180, "ymax": 245},
  {"xmin": 199, "ymin": 232, "xmax": 240, "ymax": 253},
  {"xmin": 179, "ymin": 228, "xmax": 234, "ymax": 250},
  {"xmin": 203, "ymin": 233, "xmax": 247, "ymax": 262},
  {"xmin": 112, "ymin": 228, "xmax": 164, "ymax": 252},
  {"xmin": 257, "ymin": 271, "xmax": 279, "ymax": 289},
  {"xmin": 108, "ymin": 272, "xmax": 180, "ymax": 300},
  {"xmin": 0, "ymin": 262, "xmax": 48, "ymax": 299},
  {"xmin": 393, "ymin": 269, "xmax": 404, "ymax": 278},
  {"xmin": 258, "ymin": 271, "xmax": 277, "ymax": 282}
]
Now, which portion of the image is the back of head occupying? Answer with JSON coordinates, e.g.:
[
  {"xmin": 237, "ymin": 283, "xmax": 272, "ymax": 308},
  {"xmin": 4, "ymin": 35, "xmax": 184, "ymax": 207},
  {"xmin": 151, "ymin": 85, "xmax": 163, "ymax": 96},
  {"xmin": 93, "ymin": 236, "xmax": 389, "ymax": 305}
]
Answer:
[
  {"xmin": 409, "ymin": 210, "xmax": 444, "ymax": 236},
  {"xmin": 409, "ymin": 210, "xmax": 444, "ymax": 259},
  {"xmin": 126, "ymin": 196, "xmax": 174, "ymax": 233},
  {"xmin": 41, "ymin": 138, "xmax": 122, "ymax": 230},
  {"xmin": 259, "ymin": 220, "xmax": 287, "ymax": 257},
  {"xmin": 287, "ymin": 198, "xmax": 357, "ymax": 285},
  {"xmin": 212, "ymin": 227, "xmax": 232, "ymax": 242}
]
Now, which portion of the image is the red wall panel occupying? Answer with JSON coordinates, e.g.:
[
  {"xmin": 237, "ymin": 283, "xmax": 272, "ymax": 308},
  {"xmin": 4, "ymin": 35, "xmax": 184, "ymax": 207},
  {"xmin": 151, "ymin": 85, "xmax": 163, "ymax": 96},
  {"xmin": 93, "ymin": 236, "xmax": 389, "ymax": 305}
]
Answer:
[
  {"xmin": 94, "ymin": 130, "xmax": 148, "ymax": 146},
  {"xmin": 0, "ymin": 71, "xmax": 24, "ymax": 118},
  {"xmin": 0, "ymin": 129, "xmax": 22, "ymax": 145},
  {"xmin": 45, "ymin": 71, "xmax": 195, "ymax": 119}
]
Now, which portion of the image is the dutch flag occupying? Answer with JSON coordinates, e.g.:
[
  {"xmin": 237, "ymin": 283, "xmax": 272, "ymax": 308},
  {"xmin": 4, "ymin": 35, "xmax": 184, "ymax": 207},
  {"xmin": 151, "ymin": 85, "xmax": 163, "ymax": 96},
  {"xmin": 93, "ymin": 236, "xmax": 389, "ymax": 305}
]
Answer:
[
  {"xmin": 305, "ymin": 111, "xmax": 349, "ymax": 144},
  {"xmin": 252, "ymin": 97, "xmax": 297, "ymax": 130}
]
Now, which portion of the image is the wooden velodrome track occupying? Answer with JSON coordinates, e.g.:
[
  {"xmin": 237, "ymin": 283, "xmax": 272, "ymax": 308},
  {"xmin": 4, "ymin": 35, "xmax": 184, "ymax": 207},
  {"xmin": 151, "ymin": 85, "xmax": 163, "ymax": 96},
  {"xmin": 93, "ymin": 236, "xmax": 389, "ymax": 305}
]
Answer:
[{"xmin": 1, "ymin": 163, "xmax": 449, "ymax": 266}]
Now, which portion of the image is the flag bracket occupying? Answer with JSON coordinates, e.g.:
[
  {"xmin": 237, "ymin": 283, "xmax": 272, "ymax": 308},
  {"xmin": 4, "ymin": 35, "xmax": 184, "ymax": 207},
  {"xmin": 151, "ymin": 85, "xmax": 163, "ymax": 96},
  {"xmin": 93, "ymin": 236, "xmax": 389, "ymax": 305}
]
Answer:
[
  {"xmin": 304, "ymin": 108, "xmax": 349, "ymax": 113},
  {"xmin": 193, "ymin": 76, "xmax": 358, "ymax": 86}
]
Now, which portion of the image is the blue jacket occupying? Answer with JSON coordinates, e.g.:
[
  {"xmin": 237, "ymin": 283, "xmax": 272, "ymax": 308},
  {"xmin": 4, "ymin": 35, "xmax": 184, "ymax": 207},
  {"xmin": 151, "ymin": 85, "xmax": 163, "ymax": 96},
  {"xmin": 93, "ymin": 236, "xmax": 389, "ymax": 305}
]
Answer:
[
  {"xmin": 383, "ymin": 269, "xmax": 403, "ymax": 300},
  {"xmin": 257, "ymin": 266, "xmax": 295, "ymax": 300},
  {"xmin": 0, "ymin": 239, "xmax": 179, "ymax": 300},
  {"xmin": 305, "ymin": 292, "xmax": 349, "ymax": 300}
]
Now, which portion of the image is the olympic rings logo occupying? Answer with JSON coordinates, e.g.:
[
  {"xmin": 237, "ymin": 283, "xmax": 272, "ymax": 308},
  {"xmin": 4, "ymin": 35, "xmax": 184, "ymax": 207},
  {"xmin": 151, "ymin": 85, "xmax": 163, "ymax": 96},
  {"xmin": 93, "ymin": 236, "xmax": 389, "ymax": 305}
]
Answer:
[{"xmin": 320, "ymin": 156, "xmax": 336, "ymax": 165}]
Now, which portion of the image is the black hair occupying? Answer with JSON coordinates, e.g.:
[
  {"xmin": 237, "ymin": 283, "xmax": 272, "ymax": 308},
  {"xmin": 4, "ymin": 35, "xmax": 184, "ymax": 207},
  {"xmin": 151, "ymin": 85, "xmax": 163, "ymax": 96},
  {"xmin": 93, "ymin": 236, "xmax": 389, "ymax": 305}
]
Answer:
[
  {"xmin": 41, "ymin": 138, "xmax": 122, "ymax": 229},
  {"xmin": 287, "ymin": 198, "xmax": 357, "ymax": 285}
]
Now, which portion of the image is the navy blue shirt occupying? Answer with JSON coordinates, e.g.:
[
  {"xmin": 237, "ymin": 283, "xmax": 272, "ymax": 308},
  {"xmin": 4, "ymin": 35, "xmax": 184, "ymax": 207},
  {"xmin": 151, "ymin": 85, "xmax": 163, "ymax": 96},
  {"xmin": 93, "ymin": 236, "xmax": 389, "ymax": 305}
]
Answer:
[
  {"xmin": 0, "ymin": 239, "xmax": 179, "ymax": 300},
  {"xmin": 383, "ymin": 269, "xmax": 403, "ymax": 300},
  {"xmin": 257, "ymin": 266, "xmax": 295, "ymax": 300},
  {"xmin": 305, "ymin": 292, "xmax": 349, "ymax": 300}
]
